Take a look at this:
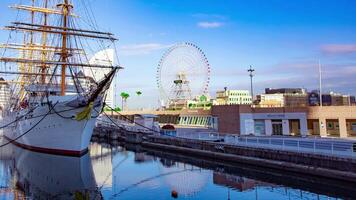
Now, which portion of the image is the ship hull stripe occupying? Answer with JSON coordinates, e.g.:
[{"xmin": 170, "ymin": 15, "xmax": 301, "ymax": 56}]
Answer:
[{"xmin": 4, "ymin": 135, "xmax": 88, "ymax": 157}]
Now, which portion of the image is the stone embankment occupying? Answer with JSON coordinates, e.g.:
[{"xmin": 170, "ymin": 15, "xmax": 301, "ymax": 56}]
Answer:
[{"xmin": 92, "ymin": 128, "xmax": 356, "ymax": 183}]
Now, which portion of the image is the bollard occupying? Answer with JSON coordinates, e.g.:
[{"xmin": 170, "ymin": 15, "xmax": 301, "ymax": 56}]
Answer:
[{"xmin": 171, "ymin": 190, "xmax": 178, "ymax": 198}]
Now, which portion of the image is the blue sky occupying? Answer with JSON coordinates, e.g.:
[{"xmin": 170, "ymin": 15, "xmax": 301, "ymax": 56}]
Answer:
[{"xmin": 1, "ymin": 0, "xmax": 356, "ymax": 108}]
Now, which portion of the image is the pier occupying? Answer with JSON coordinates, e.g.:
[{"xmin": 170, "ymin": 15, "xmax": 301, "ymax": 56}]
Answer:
[{"xmin": 91, "ymin": 124, "xmax": 356, "ymax": 184}]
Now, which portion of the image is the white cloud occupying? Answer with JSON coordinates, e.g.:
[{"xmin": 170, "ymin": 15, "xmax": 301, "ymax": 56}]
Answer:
[
  {"xmin": 197, "ymin": 21, "xmax": 224, "ymax": 29},
  {"xmin": 321, "ymin": 44, "xmax": 356, "ymax": 54},
  {"xmin": 118, "ymin": 43, "xmax": 171, "ymax": 56}
]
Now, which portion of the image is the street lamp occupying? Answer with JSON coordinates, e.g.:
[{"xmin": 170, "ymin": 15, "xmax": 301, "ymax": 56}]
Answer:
[{"xmin": 247, "ymin": 65, "xmax": 255, "ymax": 100}]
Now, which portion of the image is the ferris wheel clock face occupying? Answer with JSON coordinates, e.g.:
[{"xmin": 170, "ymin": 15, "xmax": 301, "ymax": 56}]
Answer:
[{"xmin": 156, "ymin": 42, "xmax": 211, "ymax": 106}]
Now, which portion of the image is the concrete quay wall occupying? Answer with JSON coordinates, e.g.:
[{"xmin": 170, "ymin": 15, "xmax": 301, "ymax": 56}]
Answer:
[{"xmin": 144, "ymin": 136, "xmax": 356, "ymax": 183}]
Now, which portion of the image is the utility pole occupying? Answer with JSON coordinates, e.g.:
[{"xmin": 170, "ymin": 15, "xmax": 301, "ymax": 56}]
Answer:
[
  {"xmin": 248, "ymin": 65, "xmax": 255, "ymax": 100},
  {"xmin": 318, "ymin": 60, "xmax": 322, "ymax": 107}
]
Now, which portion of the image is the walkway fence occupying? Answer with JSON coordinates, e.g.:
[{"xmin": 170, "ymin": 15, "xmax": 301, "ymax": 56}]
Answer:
[{"xmin": 176, "ymin": 131, "xmax": 356, "ymax": 158}]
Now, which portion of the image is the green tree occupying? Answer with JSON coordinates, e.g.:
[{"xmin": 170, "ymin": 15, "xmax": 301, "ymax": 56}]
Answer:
[
  {"xmin": 199, "ymin": 95, "xmax": 207, "ymax": 102},
  {"xmin": 136, "ymin": 91, "xmax": 142, "ymax": 96},
  {"xmin": 120, "ymin": 92, "xmax": 130, "ymax": 111}
]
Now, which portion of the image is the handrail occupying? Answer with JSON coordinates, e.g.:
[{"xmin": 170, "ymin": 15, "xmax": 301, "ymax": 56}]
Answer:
[{"xmin": 176, "ymin": 132, "xmax": 356, "ymax": 158}]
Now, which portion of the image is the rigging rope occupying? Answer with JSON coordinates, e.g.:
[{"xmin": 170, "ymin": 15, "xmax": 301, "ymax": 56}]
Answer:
[
  {"xmin": 97, "ymin": 103, "xmax": 160, "ymax": 134},
  {"xmin": 0, "ymin": 106, "xmax": 36, "ymax": 129},
  {"xmin": 0, "ymin": 102, "xmax": 57, "ymax": 148}
]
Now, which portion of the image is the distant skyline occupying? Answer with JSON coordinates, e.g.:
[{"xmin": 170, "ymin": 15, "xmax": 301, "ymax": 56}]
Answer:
[{"xmin": 0, "ymin": 0, "xmax": 356, "ymax": 109}]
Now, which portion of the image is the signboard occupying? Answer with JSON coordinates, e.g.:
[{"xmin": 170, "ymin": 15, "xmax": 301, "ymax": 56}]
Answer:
[{"xmin": 308, "ymin": 92, "xmax": 319, "ymax": 106}]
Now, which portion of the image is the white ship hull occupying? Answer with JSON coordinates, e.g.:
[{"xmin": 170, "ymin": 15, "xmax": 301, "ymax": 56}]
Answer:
[{"xmin": 1, "ymin": 95, "xmax": 103, "ymax": 156}]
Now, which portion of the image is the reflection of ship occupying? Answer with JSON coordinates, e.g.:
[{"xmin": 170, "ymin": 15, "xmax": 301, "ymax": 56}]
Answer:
[
  {"xmin": 0, "ymin": 144, "xmax": 101, "ymax": 199},
  {"xmin": 0, "ymin": 0, "xmax": 119, "ymax": 156}
]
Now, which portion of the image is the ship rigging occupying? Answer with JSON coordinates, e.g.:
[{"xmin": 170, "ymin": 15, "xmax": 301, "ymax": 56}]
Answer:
[{"xmin": 0, "ymin": 0, "xmax": 121, "ymax": 156}]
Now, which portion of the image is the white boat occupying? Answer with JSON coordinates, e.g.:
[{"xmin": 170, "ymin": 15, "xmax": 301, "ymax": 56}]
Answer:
[{"xmin": 0, "ymin": 0, "xmax": 120, "ymax": 156}]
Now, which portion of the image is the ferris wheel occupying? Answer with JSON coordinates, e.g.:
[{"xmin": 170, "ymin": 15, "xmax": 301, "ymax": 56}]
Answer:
[{"xmin": 156, "ymin": 42, "xmax": 211, "ymax": 106}]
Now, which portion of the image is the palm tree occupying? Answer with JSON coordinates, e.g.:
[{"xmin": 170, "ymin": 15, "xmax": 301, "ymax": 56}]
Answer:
[
  {"xmin": 120, "ymin": 92, "xmax": 130, "ymax": 111},
  {"xmin": 136, "ymin": 91, "xmax": 142, "ymax": 110}
]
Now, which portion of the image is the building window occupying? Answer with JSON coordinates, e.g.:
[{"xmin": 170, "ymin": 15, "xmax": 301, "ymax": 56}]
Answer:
[{"xmin": 327, "ymin": 122, "xmax": 333, "ymax": 130}]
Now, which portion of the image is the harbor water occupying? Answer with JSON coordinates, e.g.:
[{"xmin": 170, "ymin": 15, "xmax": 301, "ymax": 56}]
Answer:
[{"xmin": 0, "ymin": 138, "xmax": 352, "ymax": 199}]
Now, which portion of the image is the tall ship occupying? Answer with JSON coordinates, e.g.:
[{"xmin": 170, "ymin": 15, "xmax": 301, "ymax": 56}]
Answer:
[{"xmin": 0, "ymin": 0, "xmax": 119, "ymax": 156}]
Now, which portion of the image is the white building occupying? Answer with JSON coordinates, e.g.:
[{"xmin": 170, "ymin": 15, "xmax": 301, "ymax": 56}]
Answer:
[
  {"xmin": 257, "ymin": 94, "xmax": 285, "ymax": 107},
  {"xmin": 86, "ymin": 49, "xmax": 119, "ymax": 108},
  {"xmin": 240, "ymin": 112, "xmax": 308, "ymax": 136},
  {"xmin": 214, "ymin": 89, "xmax": 252, "ymax": 105}
]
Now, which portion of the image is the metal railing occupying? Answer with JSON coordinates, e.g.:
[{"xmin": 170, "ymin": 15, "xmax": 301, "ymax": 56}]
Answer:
[
  {"xmin": 223, "ymin": 136, "xmax": 356, "ymax": 158},
  {"xmin": 176, "ymin": 131, "xmax": 221, "ymax": 141},
  {"xmin": 176, "ymin": 131, "xmax": 356, "ymax": 158}
]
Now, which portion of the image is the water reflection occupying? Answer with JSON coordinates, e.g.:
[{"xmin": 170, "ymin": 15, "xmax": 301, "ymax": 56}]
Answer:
[
  {"xmin": 92, "ymin": 142, "xmax": 351, "ymax": 200},
  {"xmin": 0, "ymin": 140, "xmax": 354, "ymax": 199},
  {"xmin": 0, "ymin": 142, "xmax": 101, "ymax": 200}
]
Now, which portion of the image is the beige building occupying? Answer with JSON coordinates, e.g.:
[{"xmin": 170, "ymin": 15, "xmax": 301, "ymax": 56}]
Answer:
[
  {"xmin": 212, "ymin": 104, "xmax": 356, "ymax": 138},
  {"xmin": 257, "ymin": 94, "xmax": 284, "ymax": 107},
  {"xmin": 257, "ymin": 93, "xmax": 308, "ymax": 107},
  {"xmin": 214, "ymin": 89, "xmax": 252, "ymax": 105},
  {"xmin": 307, "ymin": 106, "xmax": 356, "ymax": 137}
]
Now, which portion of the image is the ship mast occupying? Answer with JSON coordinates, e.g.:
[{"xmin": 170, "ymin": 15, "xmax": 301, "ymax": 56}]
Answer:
[
  {"xmin": 0, "ymin": 0, "xmax": 119, "ymax": 106},
  {"xmin": 58, "ymin": 0, "xmax": 72, "ymax": 96},
  {"xmin": 40, "ymin": 0, "xmax": 48, "ymax": 84}
]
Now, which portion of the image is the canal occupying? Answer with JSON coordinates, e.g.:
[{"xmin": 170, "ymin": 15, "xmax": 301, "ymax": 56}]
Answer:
[{"xmin": 0, "ymin": 140, "xmax": 353, "ymax": 199}]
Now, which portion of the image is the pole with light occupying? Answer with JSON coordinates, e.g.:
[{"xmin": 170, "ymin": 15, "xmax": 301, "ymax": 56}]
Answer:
[{"xmin": 248, "ymin": 65, "xmax": 255, "ymax": 101}]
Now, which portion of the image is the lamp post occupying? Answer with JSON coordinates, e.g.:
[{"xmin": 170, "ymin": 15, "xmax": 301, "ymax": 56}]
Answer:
[
  {"xmin": 248, "ymin": 65, "xmax": 255, "ymax": 101},
  {"xmin": 318, "ymin": 60, "xmax": 323, "ymax": 107}
]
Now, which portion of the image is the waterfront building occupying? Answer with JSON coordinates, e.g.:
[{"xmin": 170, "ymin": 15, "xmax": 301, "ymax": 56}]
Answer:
[
  {"xmin": 265, "ymin": 88, "xmax": 306, "ymax": 94},
  {"xmin": 308, "ymin": 91, "xmax": 355, "ymax": 106},
  {"xmin": 134, "ymin": 114, "xmax": 159, "ymax": 132},
  {"xmin": 307, "ymin": 106, "xmax": 356, "ymax": 137},
  {"xmin": 211, "ymin": 104, "xmax": 356, "ymax": 138},
  {"xmin": 177, "ymin": 108, "xmax": 216, "ymax": 128},
  {"xmin": 214, "ymin": 89, "xmax": 252, "ymax": 105},
  {"xmin": 113, "ymin": 108, "xmax": 216, "ymax": 128},
  {"xmin": 212, "ymin": 105, "xmax": 308, "ymax": 136},
  {"xmin": 257, "ymin": 88, "xmax": 308, "ymax": 107},
  {"xmin": 256, "ymin": 94, "xmax": 284, "ymax": 107},
  {"xmin": 330, "ymin": 93, "xmax": 355, "ymax": 106},
  {"xmin": 186, "ymin": 95, "xmax": 212, "ymax": 110},
  {"xmin": 257, "ymin": 93, "xmax": 308, "ymax": 107}
]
